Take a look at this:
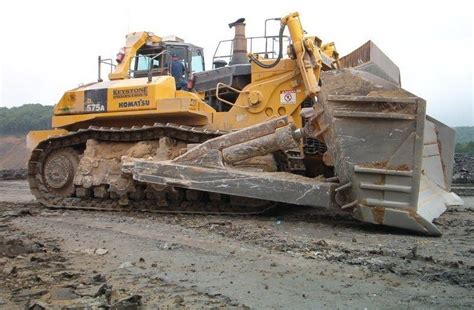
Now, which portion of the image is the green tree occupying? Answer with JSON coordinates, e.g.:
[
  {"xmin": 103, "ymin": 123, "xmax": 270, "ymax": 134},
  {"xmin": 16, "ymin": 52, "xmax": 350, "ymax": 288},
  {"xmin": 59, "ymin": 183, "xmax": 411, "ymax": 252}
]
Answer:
[
  {"xmin": 0, "ymin": 104, "xmax": 54, "ymax": 136},
  {"xmin": 455, "ymin": 141, "xmax": 474, "ymax": 156},
  {"xmin": 455, "ymin": 126, "xmax": 474, "ymax": 144}
]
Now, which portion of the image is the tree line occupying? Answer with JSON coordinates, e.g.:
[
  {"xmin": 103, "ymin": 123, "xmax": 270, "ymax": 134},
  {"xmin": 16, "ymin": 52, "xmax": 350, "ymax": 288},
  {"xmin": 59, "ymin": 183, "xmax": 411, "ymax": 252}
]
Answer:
[
  {"xmin": 455, "ymin": 127, "xmax": 474, "ymax": 156},
  {"xmin": 455, "ymin": 141, "xmax": 474, "ymax": 156},
  {"xmin": 0, "ymin": 104, "xmax": 53, "ymax": 136}
]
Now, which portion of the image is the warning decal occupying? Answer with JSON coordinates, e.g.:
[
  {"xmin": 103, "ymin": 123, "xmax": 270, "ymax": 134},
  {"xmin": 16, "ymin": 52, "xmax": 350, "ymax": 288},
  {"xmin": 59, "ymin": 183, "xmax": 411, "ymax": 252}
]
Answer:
[{"xmin": 280, "ymin": 90, "xmax": 296, "ymax": 104}]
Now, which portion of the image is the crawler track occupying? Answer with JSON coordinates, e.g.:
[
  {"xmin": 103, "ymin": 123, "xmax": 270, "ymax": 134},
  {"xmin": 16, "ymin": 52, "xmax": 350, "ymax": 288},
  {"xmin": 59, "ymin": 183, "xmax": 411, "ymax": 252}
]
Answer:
[{"xmin": 28, "ymin": 123, "xmax": 275, "ymax": 215}]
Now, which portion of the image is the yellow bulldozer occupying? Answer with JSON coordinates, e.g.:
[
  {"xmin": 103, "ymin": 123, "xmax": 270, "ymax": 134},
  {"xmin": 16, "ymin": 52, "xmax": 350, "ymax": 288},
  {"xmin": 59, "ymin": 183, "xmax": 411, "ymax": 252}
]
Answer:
[{"xmin": 27, "ymin": 12, "xmax": 462, "ymax": 235}]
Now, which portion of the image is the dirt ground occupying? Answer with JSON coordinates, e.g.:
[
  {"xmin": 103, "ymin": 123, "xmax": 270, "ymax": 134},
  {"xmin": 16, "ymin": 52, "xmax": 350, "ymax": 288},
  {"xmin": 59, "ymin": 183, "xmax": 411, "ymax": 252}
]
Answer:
[{"xmin": 0, "ymin": 180, "xmax": 472, "ymax": 309}]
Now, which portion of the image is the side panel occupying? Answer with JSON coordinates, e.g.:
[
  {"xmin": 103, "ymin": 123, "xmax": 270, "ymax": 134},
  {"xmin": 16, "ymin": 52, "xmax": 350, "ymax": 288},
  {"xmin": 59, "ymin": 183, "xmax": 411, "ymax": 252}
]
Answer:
[
  {"xmin": 426, "ymin": 115, "xmax": 456, "ymax": 190},
  {"xmin": 54, "ymin": 77, "xmax": 176, "ymax": 116},
  {"xmin": 51, "ymin": 77, "xmax": 181, "ymax": 129},
  {"xmin": 106, "ymin": 77, "xmax": 175, "ymax": 112}
]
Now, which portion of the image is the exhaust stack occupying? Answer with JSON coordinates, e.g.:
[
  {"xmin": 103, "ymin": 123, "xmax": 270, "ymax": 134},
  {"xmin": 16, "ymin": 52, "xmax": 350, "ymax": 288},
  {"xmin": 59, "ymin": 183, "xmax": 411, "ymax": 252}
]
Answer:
[{"xmin": 228, "ymin": 18, "xmax": 248, "ymax": 65}]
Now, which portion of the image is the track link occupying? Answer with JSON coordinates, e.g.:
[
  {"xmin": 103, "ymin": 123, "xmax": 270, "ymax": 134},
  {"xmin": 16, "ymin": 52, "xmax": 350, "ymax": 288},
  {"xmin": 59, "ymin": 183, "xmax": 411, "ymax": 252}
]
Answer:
[{"xmin": 28, "ymin": 123, "xmax": 274, "ymax": 215}]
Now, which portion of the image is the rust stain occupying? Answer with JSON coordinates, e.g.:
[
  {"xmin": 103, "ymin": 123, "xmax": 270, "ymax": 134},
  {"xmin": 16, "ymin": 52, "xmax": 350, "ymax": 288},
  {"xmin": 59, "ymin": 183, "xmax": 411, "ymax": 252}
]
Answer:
[
  {"xmin": 322, "ymin": 152, "xmax": 334, "ymax": 166},
  {"xmin": 395, "ymin": 164, "xmax": 411, "ymax": 171},
  {"xmin": 358, "ymin": 161, "xmax": 411, "ymax": 171},
  {"xmin": 359, "ymin": 161, "xmax": 388, "ymax": 169},
  {"xmin": 373, "ymin": 178, "xmax": 384, "ymax": 185},
  {"xmin": 372, "ymin": 207, "xmax": 385, "ymax": 224}
]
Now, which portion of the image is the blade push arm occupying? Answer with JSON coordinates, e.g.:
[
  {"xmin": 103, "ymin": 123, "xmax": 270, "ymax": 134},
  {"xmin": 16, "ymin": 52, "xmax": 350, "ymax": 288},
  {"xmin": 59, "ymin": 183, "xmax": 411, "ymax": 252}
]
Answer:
[{"xmin": 281, "ymin": 12, "xmax": 322, "ymax": 96}]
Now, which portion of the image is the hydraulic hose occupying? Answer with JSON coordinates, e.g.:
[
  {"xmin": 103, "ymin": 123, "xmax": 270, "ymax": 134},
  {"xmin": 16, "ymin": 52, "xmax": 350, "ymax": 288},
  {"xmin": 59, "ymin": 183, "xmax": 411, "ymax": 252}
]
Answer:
[{"xmin": 249, "ymin": 23, "xmax": 286, "ymax": 69}]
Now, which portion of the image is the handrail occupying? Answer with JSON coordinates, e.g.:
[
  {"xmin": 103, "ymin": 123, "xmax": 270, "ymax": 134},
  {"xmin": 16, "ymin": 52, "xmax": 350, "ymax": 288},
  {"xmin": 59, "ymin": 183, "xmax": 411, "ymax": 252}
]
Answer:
[
  {"xmin": 97, "ymin": 56, "xmax": 117, "ymax": 82},
  {"xmin": 212, "ymin": 35, "xmax": 291, "ymax": 66},
  {"xmin": 215, "ymin": 82, "xmax": 250, "ymax": 109},
  {"xmin": 97, "ymin": 50, "xmax": 170, "ymax": 82}
]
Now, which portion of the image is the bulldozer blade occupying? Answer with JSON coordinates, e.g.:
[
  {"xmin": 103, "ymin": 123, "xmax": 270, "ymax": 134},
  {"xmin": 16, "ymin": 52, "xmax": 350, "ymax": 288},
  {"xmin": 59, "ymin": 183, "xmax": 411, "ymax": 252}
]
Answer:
[
  {"xmin": 132, "ymin": 160, "xmax": 336, "ymax": 208},
  {"xmin": 316, "ymin": 69, "xmax": 463, "ymax": 235}
]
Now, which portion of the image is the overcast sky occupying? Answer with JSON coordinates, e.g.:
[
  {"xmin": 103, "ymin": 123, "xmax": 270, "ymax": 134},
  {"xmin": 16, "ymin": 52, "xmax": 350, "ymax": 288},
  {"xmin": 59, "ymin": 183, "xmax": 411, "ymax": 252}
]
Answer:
[{"xmin": 0, "ymin": 0, "xmax": 472, "ymax": 126}]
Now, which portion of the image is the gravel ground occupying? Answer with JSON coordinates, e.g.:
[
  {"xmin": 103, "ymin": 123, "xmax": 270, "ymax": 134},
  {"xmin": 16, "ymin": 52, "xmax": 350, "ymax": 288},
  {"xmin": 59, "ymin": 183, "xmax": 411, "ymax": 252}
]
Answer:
[
  {"xmin": 0, "ymin": 180, "xmax": 473, "ymax": 309},
  {"xmin": 453, "ymin": 154, "xmax": 474, "ymax": 184}
]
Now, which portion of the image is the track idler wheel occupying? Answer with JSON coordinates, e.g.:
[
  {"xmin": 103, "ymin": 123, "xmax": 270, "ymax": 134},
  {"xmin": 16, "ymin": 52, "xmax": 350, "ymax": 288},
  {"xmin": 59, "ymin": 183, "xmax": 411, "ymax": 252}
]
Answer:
[{"xmin": 42, "ymin": 148, "xmax": 79, "ymax": 197}]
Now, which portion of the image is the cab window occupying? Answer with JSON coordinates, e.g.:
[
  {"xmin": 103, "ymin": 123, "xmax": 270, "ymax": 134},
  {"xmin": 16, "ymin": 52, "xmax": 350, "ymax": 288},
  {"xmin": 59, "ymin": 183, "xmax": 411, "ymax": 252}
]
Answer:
[
  {"xmin": 131, "ymin": 46, "xmax": 165, "ymax": 78},
  {"xmin": 136, "ymin": 54, "xmax": 160, "ymax": 71},
  {"xmin": 191, "ymin": 49, "xmax": 204, "ymax": 73}
]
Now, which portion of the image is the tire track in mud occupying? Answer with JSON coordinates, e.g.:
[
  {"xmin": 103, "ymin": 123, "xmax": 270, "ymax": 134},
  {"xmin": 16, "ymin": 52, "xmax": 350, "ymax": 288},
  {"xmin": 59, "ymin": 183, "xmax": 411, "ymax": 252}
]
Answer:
[
  {"xmin": 3, "ymin": 199, "xmax": 474, "ymax": 308},
  {"xmin": 5, "ymin": 200, "xmax": 474, "ymax": 290},
  {"xmin": 166, "ymin": 206, "xmax": 474, "ymax": 289},
  {"xmin": 11, "ymin": 200, "xmax": 473, "ymax": 288}
]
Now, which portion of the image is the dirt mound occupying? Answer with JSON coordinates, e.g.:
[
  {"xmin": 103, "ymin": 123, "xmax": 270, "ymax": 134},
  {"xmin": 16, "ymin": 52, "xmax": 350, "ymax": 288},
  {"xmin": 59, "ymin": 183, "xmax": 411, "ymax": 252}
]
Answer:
[{"xmin": 0, "ymin": 136, "xmax": 28, "ymax": 170}]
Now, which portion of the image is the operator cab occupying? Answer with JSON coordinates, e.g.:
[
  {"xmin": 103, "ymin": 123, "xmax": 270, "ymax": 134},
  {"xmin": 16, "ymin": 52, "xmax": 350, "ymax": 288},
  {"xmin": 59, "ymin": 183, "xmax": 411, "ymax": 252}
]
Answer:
[{"xmin": 131, "ymin": 36, "xmax": 205, "ymax": 81}]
